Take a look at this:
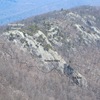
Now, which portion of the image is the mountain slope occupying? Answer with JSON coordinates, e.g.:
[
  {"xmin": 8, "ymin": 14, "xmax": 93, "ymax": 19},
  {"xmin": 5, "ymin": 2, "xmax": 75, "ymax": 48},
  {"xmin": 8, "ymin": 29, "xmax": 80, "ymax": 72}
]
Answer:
[{"xmin": 0, "ymin": 6, "xmax": 100, "ymax": 100}]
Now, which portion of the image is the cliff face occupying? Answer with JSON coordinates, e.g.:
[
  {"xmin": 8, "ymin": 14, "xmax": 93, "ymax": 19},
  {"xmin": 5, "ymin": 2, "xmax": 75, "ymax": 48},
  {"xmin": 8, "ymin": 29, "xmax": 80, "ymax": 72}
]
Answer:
[{"xmin": 0, "ymin": 6, "xmax": 100, "ymax": 100}]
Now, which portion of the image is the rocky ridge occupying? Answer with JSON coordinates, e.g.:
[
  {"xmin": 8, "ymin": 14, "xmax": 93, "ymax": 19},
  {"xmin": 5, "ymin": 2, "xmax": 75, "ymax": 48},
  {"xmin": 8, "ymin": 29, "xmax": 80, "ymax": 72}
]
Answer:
[{"xmin": 0, "ymin": 6, "xmax": 100, "ymax": 100}]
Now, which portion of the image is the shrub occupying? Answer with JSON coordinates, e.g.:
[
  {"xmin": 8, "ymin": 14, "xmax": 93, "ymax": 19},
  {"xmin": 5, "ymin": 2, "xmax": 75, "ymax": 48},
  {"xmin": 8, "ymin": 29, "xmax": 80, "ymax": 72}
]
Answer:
[
  {"xmin": 43, "ymin": 44, "xmax": 52, "ymax": 51},
  {"xmin": 21, "ymin": 24, "xmax": 39, "ymax": 36},
  {"xmin": 20, "ymin": 38, "xmax": 26, "ymax": 44},
  {"xmin": 9, "ymin": 34, "xmax": 15, "ymax": 41},
  {"xmin": 37, "ymin": 35, "xmax": 45, "ymax": 43},
  {"xmin": 28, "ymin": 24, "xmax": 39, "ymax": 33},
  {"xmin": 43, "ymin": 22, "xmax": 51, "ymax": 30}
]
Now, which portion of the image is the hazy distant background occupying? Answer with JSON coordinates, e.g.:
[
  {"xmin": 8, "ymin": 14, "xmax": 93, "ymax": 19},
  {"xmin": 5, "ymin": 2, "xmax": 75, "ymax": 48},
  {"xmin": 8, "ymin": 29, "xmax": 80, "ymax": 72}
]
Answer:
[{"xmin": 0, "ymin": 0, "xmax": 100, "ymax": 25}]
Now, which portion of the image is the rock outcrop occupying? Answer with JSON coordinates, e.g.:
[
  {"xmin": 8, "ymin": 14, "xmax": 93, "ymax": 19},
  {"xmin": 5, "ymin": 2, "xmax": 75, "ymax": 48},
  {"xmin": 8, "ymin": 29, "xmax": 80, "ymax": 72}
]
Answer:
[{"xmin": 0, "ymin": 6, "xmax": 100, "ymax": 100}]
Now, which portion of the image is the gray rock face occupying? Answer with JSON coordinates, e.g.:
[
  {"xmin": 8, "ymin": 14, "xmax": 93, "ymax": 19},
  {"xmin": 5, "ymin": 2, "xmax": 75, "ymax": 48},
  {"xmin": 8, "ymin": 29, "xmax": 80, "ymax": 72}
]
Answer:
[
  {"xmin": 64, "ymin": 64, "xmax": 87, "ymax": 87},
  {"xmin": 0, "ymin": 6, "xmax": 100, "ymax": 100}
]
